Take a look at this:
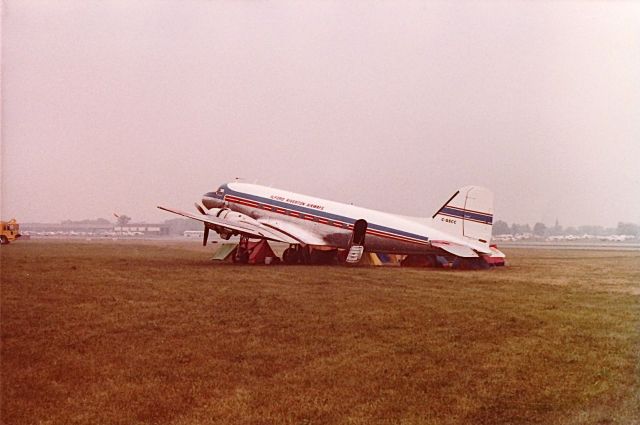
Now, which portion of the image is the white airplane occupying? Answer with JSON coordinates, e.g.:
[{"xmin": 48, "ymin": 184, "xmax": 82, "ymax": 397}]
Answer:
[{"xmin": 158, "ymin": 182, "xmax": 505, "ymax": 266}]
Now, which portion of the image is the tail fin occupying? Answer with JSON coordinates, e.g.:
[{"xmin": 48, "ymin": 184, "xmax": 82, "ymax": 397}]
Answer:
[{"xmin": 432, "ymin": 186, "xmax": 494, "ymax": 250}]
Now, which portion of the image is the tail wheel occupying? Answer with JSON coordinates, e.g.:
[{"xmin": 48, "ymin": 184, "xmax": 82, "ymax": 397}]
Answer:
[{"xmin": 452, "ymin": 258, "xmax": 489, "ymax": 270}]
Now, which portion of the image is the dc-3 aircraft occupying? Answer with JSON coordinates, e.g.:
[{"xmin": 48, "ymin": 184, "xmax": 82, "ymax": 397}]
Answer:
[{"xmin": 158, "ymin": 182, "xmax": 505, "ymax": 267}]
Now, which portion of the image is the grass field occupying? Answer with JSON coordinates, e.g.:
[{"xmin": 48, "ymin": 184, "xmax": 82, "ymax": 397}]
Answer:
[{"xmin": 1, "ymin": 241, "xmax": 639, "ymax": 424}]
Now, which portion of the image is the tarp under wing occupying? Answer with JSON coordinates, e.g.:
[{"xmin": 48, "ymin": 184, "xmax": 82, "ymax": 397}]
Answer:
[
  {"xmin": 211, "ymin": 240, "xmax": 279, "ymax": 264},
  {"xmin": 211, "ymin": 243, "xmax": 237, "ymax": 261},
  {"xmin": 248, "ymin": 239, "xmax": 278, "ymax": 264}
]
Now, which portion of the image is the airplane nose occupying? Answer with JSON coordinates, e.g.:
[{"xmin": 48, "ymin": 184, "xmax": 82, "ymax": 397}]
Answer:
[{"xmin": 202, "ymin": 192, "xmax": 225, "ymax": 209}]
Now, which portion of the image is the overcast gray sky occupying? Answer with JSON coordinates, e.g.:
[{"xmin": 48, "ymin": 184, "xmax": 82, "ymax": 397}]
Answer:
[{"xmin": 2, "ymin": 0, "xmax": 639, "ymax": 227}]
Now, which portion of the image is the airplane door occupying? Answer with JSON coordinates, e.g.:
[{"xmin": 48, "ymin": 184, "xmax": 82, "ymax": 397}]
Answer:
[
  {"xmin": 346, "ymin": 219, "xmax": 367, "ymax": 264},
  {"xmin": 352, "ymin": 219, "xmax": 367, "ymax": 245}
]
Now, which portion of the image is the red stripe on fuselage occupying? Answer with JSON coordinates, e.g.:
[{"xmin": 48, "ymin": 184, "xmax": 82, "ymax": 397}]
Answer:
[
  {"xmin": 225, "ymin": 194, "xmax": 429, "ymax": 245},
  {"xmin": 231, "ymin": 199, "xmax": 258, "ymax": 208},
  {"xmin": 366, "ymin": 228, "xmax": 429, "ymax": 245}
]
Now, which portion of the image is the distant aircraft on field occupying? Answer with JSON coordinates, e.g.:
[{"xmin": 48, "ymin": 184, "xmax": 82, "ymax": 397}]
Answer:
[{"xmin": 158, "ymin": 182, "xmax": 505, "ymax": 266}]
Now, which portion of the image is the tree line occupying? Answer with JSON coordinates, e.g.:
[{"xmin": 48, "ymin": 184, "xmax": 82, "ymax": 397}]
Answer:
[{"xmin": 492, "ymin": 220, "xmax": 639, "ymax": 237}]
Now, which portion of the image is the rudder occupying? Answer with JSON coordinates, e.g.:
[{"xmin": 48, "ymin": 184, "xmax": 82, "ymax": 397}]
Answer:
[{"xmin": 432, "ymin": 186, "xmax": 494, "ymax": 250}]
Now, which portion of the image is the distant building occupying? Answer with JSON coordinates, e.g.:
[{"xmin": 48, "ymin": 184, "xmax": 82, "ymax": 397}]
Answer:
[
  {"xmin": 114, "ymin": 223, "xmax": 170, "ymax": 236},
  {"xmin": 183, "ymin": 229, "xmax": 239, "ymax": 242},
  {"xmin": 23, "ymin": 221, "xmax": 170, "ymax": 236},
  {"xmin": 23, "ymin": 222, "xmax": 114, "ymax": 235},
  {"xmin": 184, "ymin": 230, "xmax": 205, "ymax": 238}
]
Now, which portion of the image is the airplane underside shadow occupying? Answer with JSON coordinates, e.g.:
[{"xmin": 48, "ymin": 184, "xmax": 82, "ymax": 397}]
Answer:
[{"xmin": 211, "ymin": 239, "xmax": 504, "ymax": 270}]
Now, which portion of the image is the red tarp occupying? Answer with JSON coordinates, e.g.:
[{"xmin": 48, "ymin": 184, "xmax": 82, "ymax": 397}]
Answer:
[{"xmin": 247, "ymin": 240, "xmax": 278, "ymax": 264}]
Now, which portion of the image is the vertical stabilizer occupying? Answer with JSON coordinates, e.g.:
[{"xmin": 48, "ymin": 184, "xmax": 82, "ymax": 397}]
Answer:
[{"xmin": 432, "ymin": 186, "xmax": 494, "ymax": 250}]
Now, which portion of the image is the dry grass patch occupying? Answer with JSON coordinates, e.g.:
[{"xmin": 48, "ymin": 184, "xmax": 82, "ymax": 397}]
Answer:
[{"xmin": 1, "ymin": 241, "xmax": 639, "ymax": 424}]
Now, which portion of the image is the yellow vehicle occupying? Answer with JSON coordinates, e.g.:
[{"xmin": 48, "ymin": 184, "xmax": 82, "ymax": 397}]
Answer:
[{"xmin": 1, "ymin": 219, "xmax": 21, "ymax": 245}]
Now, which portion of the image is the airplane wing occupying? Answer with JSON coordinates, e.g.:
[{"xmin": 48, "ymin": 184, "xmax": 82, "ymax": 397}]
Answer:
[
  {"xmin": 257, "ymin": 218, "xmax": 329, "ymax": 246},
  {"xmin": 157, "ymin": 206, "xmax": 299, "ymax": 244}
]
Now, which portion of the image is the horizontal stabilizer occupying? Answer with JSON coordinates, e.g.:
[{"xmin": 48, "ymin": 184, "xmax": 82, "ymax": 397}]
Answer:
[
  {"xmin": 487, "ymin": 245, "xmax": 506, "ymax": 258},
  {"xmin": 431, "ymin": 241, "xmax": 479, "ymax": 258}
]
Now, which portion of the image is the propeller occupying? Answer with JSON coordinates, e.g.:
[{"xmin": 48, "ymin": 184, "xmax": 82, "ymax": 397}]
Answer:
[
  {"xmin": 194, "ymin": 202, "xmax": 206, "ymax": 215},
  {"xmin": 203, "ymin": 226, "xmax": 210, "ymax": 246},
  {"xmin": 195, "ymin": 202, "xmax": 209, "ymax": 246}
]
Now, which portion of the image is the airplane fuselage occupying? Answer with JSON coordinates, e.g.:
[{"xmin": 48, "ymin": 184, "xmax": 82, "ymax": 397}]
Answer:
[{"xmin": 202, "ymin": 182, "xmax": 472, "ymax": 255}]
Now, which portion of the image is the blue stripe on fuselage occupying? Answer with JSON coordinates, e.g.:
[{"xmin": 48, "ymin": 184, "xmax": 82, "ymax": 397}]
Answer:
[
  {"xmin": 439, "ymin": 206, "xmax": 492, "ymax": 224},
  {"xmin": 221, "ymin": 184, "xmax": 430, "ymax": 243}
]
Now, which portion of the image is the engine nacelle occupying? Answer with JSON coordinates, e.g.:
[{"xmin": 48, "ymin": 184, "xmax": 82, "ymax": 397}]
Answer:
[
  {"xmin": 215, "ymin": 209, "xmax": 260, "ymax": 227},
  {"xmin": 201, "ymin": 195, "xmax": 226, "ymax": 210},
  {"xmin": 204, "ymin": 208, "xmax": 260, "ymax": 238},
  {"xmin": 205, "ymin": 207, "xmax": 228, "ymax": 218}
]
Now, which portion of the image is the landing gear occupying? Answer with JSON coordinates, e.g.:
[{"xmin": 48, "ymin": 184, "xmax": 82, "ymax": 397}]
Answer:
[
  {"xmin": 233, "ymin": 235, "xmax": 250, "ymax": 264},
  {"xmin": 232, "ymin": 250, "xmax": 249, "ymax": 264},
  {"xmin": 282, "ymin": 246, "xmax": 299, "ymax": 264},
  {"xmin": 282, "ymin": 245, "xmax": 339, "ymax": 265},
  {"xmin": 282, "ymin": 244, "xmax": 316, "ymax": 265}
]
